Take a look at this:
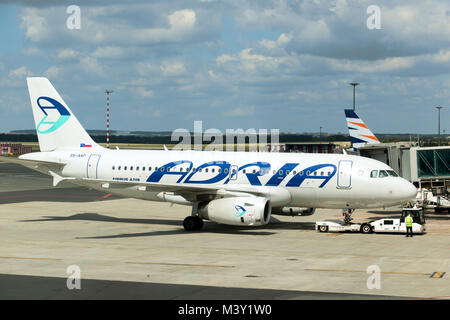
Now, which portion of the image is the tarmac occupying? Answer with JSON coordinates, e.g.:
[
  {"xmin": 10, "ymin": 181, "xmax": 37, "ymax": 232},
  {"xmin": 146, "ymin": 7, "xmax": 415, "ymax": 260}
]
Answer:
[{"xmin": 0, "ymin": 161, "xmax": 449, "ymax": 300}]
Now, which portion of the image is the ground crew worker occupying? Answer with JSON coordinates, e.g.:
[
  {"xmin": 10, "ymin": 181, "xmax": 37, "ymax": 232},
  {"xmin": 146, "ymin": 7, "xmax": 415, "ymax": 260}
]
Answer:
[{"xmin": 405, "ymin": 214, "xmax": 413, "ymax": 237}]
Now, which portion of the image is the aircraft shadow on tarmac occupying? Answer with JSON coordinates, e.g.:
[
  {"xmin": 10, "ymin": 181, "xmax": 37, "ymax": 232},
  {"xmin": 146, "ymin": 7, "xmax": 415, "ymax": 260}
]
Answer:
[
  {"xmin": 19, "ymin": 213, "xmax": 315, "ymax": 238},
  {"xmin": 0, "ymin": 188, "xmax": 122, "ymax": 204}
]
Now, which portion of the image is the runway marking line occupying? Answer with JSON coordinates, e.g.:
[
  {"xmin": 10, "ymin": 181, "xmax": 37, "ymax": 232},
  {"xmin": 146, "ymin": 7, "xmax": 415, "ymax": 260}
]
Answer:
[
  {"xmin": 430, "ymin": 272, "xmax": 446, "ymax": 278},
  {"xmin": 126, "ymin": 261, "xmax": 235, "ymax": 268},
  {"xmin": 304, "ymin": 268, "xmax": 429, "ymax": 277},
  {"xmin": 0, "ymin": 256, "xmax": 62, "ymax": 261}
]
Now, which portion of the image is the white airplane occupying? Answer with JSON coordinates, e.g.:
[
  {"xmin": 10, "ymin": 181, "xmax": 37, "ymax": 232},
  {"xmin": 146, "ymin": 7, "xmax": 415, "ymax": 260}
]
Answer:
[
  {"xmin": 2, "ymin": 78, "xmax": 417, "ymax": 231},
  {"xmin": 344, "ymin": 109, "xmax": 381, "ymax": 151}
]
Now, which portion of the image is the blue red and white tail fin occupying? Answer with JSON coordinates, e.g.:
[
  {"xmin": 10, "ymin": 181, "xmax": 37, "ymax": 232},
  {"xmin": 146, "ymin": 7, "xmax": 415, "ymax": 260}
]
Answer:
[
  {"xmin": 27, "ymin": 77, "xmax": 100, "ymax": 152},
  {"xmin": 344, "ymin": 109, "xmax": 380, "ymax": 150}
]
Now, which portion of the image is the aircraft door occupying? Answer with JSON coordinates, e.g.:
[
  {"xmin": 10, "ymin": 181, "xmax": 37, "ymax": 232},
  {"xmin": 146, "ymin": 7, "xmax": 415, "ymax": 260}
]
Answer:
[
  {"xmin": 337, "ymin": 160, "xmax": 352, "ymax": 189},
  {"xmin": 229, "ymin": 165, "xmax": 238, "ymax": 181},
  {"xmin": 87, "ymin": 154, "xmax": 101, "ymax": 179}
]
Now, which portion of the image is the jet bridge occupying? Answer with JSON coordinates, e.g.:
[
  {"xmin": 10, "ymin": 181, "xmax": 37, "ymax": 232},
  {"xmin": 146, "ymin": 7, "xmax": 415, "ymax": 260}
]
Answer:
[{"xmin": 358, "ymin": 144, "xmax": 450, "ymax": 189}]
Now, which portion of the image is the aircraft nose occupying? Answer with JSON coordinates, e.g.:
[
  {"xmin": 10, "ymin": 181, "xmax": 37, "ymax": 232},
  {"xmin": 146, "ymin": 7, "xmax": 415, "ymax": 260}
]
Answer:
[{"xmin": 398, "ymin": 180, "xmax": 417, "ymax": 201}]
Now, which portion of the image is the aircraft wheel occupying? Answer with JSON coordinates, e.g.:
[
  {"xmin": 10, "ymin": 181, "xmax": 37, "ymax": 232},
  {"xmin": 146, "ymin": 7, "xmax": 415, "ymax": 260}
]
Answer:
[
  {"xmin": 183, "ymin": 216, "xmax": 203, "ymax": 231},
  {"xmin": 360, "ymin": 224, "xmax": 372, "ymax": 234},
  {"xmin": 318, "ymin": 225, "xmax": 328, "ymax": 233},
  {"xmin": 193, "ymin": 216, "xmax": 203, "ymax": 230},
  {"xmin": 183, "ymin": 216, "xmax": 197, "ymax": 231}
]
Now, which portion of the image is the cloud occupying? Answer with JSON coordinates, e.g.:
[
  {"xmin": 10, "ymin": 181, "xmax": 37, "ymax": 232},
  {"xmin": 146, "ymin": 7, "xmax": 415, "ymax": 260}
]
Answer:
[
  {"xmin": 329, "ymin": 56, "xmax": 415, "ymax": 73},
  {"xmin": 79, "ymin": 56, "xmax": 104, "ymax": 75},
  {"xmin": 160, "ymin": 61, "xmax": 186, "ymax": 77},
  {"xmin": 136, "ymin": 87, "xmax": 154, "ymax": 98},
  {"xmin": 9, "ymin": 66, "xmax": 33, "ymax": 79},
  {"xmin": 57, "ymin": 49, "xmax": 78, "ymax": 60},
  {"xmin": 92, "ymin": 46, "xmax": 126, "ymax": 59},
  {"xmin": 0, "ymin": 0, "xmax": 448, "ymax": 134},
  {"xmin": 44, "ymin": 66, "xmax": 61, "ymax": 78},
  {"xmin": 20, "ymin": 8, "xmax": 49, "ymax": 42},
  {"xmin": 224, "ymin": 105, "xmax": 255, "ymax": 117}
]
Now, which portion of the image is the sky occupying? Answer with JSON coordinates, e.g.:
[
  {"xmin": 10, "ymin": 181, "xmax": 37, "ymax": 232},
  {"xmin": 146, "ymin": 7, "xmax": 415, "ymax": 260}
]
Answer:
[{"xmin": 0, "ymin": 0, "xmax": 449, "ymax": 134}]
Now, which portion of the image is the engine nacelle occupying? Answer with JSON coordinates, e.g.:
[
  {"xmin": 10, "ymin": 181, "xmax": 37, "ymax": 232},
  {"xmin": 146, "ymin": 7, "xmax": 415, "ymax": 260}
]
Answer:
[
  {"xmin": 272, "ymin": 207, "xmax": 316, "ymax": 216},
  {"xmin": 198, "ymin": 196, "xmax": 271, "ymax": 226}
]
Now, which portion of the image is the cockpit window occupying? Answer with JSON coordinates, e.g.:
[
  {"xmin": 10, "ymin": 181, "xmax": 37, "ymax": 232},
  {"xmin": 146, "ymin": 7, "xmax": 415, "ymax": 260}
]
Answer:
[
  {"xmin": 370, "ymin": 170, "xmax": 378, "ymax": 178},
  {"xmin": 379, "ymin": 170, "xmax": 388, "ymax": 178},
  {"xmin": 387, "ymin": 170, "xmax": 399, "ymax": 177}
]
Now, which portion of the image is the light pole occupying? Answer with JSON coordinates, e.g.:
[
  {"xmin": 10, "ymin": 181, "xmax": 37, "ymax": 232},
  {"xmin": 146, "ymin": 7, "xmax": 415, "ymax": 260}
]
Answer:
[
  {"xmin": 436, "ymin": 106, "xmax": 443, "ymax": 146},
  {"xmin": 349, "ymin": 82, "xmax": 359, "ymax": 111},
  {"xmin": 105, "ymin": 90, "xmax": 113, "ymax": 149}
]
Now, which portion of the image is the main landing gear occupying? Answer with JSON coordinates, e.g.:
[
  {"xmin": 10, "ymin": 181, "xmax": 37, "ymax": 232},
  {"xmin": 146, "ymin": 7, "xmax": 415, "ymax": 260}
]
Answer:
[
  {"xmin": 183, "ymin": 216, "xmax": 203, "ymax": 231},
  {"xmin": 342, "ymin": 208, "xmax": 355, "ymax": 225},
  {"xmin": 183, "ymin": 203, "xmax": 204, "ymax": 231}
]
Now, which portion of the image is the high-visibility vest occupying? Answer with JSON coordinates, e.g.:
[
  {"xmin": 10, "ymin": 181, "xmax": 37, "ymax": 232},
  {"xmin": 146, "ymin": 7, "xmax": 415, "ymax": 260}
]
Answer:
[{"xmin": 406, "ymin": 216, "xmax": 413, "ymax": 227}]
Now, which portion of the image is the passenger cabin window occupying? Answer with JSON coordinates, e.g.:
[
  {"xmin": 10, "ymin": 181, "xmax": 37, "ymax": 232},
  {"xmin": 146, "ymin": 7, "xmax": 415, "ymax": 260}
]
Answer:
[
  {"xmin": 379, "ymin": 170, "xmax": 388, "ymax": 178},
  {"xmin": 124, "ymin": 166, "xmax": 127, "ymax": 171},
  {"xmin": 112, "ymin": 166, "xmax": 115, "ymax": 170},
  {"xmin": 370, "ymin": 170, "xmax": 378, "ymax": 178}
]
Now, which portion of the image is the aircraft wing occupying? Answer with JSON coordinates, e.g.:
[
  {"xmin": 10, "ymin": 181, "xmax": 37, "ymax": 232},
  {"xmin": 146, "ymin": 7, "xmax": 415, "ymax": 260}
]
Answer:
[{"xmin": 82, "ymin": 178, "xmax": 268, "ymax": 202}]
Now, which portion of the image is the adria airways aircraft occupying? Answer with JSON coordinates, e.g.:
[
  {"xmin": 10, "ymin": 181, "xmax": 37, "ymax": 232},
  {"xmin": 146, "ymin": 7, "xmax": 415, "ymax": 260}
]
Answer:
[{"xmin": 4, "ymin": 78, "xmax": 417, "ymax": 231}]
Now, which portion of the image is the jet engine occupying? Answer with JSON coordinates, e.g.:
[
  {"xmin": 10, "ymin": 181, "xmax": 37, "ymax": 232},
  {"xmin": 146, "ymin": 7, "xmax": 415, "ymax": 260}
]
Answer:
[
  {"xmin": 272, "ymin": 207, "xmax": 316, "ymax": 216},
  {"xmin": 198, "ymin": 196, "xmax": 271, "ymax": 226}
]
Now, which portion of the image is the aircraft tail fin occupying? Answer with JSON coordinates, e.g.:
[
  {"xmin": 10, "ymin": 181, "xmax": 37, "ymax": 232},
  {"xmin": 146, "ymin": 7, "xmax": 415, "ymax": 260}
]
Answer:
[
  {"xmin": 26, "ymin": 77, "xmax": 100, "ymax": 152},
  {"xmin": 344, "ymin": 109, "xmax": 380, "ymax": 150}
]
